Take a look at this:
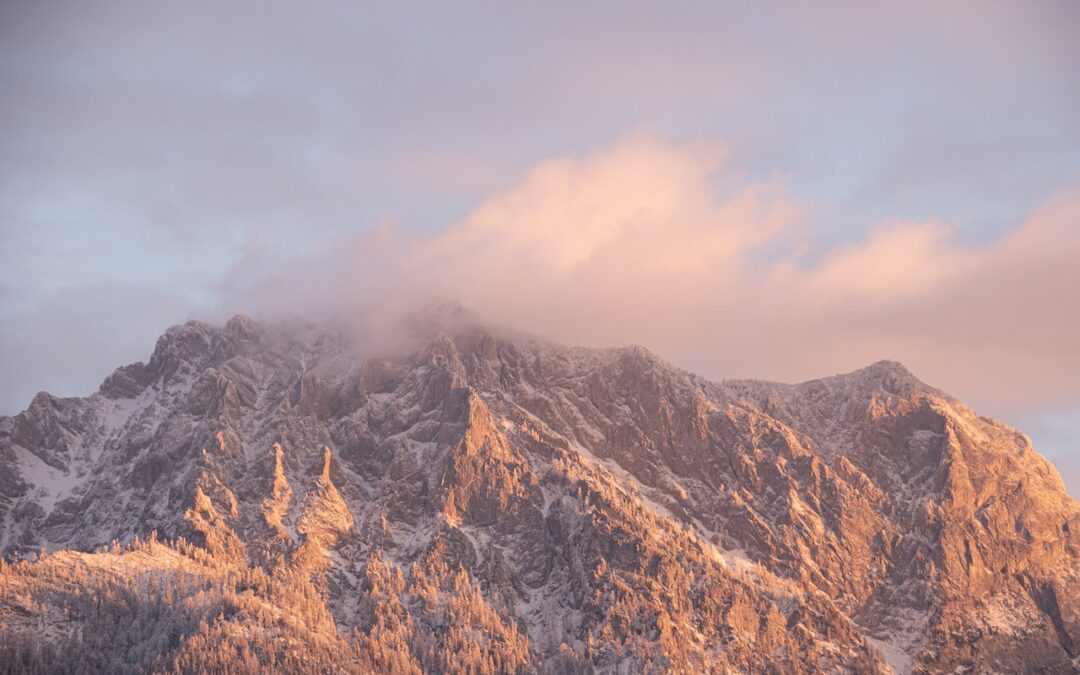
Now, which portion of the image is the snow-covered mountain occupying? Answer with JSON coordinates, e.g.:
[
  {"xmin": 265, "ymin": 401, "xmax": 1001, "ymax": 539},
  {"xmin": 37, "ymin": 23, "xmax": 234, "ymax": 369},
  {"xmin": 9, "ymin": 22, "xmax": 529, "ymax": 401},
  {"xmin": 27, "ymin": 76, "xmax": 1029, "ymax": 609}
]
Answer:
[{"xmin": 1, "ymin": 306, "xmax": 1078, "ymax": 673}]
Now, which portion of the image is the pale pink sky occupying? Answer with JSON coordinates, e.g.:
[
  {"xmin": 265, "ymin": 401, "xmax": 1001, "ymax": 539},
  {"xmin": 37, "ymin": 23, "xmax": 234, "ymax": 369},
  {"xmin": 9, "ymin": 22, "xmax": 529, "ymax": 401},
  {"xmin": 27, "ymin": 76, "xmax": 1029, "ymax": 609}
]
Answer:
[{"xmin": 1, "ymin": 1, "xmax": 1078, "ymax": 493}]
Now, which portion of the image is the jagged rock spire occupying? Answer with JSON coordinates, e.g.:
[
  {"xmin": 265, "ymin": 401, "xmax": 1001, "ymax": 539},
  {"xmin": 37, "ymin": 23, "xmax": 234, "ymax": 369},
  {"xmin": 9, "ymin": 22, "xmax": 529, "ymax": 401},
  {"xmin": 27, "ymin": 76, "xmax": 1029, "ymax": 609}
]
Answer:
[{"xmin": 321, "ymin": 446, "xmax": 333, "ymax": 483}]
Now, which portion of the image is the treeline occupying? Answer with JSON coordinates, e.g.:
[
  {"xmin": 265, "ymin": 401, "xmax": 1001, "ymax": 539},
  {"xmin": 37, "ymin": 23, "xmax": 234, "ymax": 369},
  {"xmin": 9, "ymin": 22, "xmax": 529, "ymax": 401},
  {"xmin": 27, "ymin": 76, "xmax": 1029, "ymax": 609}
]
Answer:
[{"xmin": 0, "ymin": 532, "xmax": 544, "ymax": 674}]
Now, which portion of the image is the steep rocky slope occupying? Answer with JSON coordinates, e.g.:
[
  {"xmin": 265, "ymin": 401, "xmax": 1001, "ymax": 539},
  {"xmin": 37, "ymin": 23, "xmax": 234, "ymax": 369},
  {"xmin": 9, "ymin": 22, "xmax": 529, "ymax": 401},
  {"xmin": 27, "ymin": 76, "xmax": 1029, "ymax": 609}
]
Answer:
[{"xmin": 1, "ymin": 307, "xmax": 1077, "ymax": 673}]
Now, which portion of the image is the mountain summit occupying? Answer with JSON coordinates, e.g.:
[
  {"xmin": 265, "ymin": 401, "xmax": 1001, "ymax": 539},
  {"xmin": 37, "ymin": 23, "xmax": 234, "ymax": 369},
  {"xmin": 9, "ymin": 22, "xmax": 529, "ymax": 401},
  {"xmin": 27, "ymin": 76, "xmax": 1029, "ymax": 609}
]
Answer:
[{"xmin": 1, "ymin": 311, "xmax": 1077, "ymax": 673}]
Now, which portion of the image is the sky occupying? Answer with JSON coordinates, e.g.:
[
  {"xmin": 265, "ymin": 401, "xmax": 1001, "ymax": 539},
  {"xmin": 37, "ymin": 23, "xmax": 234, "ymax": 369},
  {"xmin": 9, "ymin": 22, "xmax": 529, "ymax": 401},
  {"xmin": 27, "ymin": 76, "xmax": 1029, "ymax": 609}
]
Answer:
[{"xmin": 1, "ymin": 1, "xmax": 1078, "ymax": 494}]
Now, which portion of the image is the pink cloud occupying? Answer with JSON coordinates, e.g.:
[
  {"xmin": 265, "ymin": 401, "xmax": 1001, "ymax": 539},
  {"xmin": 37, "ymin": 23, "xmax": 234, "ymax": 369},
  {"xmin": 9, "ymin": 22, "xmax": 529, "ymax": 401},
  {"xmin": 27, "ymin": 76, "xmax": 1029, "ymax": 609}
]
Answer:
[{"xmin": 231, "ymin": 135, "xmax": 1080, "ymax": 421}]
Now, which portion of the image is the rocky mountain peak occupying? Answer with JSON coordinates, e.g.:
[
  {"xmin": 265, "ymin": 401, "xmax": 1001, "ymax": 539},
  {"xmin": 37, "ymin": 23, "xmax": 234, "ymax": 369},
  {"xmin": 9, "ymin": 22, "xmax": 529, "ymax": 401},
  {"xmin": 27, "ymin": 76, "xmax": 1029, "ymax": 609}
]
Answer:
[
  {"xmin": 1, "ymin": 311, "xmax": 1077, "ymax": 673},
  {"xmin": 224, "ymin": 312, "xmax": 263, "ymax": 341}
]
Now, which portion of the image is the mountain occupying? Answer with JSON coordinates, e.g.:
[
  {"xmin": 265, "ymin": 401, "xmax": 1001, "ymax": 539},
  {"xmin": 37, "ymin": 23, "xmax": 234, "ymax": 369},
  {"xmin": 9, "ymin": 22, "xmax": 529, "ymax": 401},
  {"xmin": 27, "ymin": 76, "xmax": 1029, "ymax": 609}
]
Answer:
[{"xmin": 1, "ymin": 306, "xmax": 1077, "ymax": 674}]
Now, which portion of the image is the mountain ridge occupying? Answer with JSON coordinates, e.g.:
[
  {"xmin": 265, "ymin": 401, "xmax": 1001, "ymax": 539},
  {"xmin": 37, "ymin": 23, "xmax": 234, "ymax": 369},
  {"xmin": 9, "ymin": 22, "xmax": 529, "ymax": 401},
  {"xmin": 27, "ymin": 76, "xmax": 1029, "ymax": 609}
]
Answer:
[{"xmin": 1, "ymin": 309, "xmax": 1077, "ymax": 673}]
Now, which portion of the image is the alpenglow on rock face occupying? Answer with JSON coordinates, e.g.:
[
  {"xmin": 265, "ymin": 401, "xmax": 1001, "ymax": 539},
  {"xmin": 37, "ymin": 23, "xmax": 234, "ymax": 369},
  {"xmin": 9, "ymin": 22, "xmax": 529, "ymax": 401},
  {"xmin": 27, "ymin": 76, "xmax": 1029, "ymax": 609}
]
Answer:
[{"xmin": 1, "ymin": 307, "xmax": 1078, "ymax": 673}]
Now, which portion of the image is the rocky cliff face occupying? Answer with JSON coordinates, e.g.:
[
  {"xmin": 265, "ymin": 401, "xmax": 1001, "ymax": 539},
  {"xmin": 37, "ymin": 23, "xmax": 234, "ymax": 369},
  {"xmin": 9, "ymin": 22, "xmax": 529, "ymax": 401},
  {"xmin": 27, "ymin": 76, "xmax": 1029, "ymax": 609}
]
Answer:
[{"xmin": 1, "ymin": 307, "xmax": 1077, "ymax": 673}]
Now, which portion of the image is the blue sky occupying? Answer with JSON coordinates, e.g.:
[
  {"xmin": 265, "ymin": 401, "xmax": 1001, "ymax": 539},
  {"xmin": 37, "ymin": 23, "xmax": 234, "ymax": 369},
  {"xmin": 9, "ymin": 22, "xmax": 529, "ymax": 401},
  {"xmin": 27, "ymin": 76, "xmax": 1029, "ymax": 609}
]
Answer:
[{"xmin": 1, "ymin": 1, "xmax": 1078, "ymax": 494}]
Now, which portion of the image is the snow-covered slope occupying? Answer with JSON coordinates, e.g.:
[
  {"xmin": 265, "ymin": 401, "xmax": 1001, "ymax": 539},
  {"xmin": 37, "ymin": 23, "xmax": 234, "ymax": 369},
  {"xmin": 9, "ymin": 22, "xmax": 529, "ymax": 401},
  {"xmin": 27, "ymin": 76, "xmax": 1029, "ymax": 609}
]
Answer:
[{"xmin": 1, "ymin": 307, "xmax": 1078, "ymax": 673}]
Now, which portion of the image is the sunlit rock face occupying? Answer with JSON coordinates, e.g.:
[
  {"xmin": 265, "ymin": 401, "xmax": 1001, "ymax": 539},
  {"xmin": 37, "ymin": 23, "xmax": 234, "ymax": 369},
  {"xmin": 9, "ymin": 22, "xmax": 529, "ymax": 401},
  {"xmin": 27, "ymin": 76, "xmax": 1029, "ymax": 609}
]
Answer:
[{"xmin": 1, "ymin": 306, "xmax": 1078, "ymax": 673}]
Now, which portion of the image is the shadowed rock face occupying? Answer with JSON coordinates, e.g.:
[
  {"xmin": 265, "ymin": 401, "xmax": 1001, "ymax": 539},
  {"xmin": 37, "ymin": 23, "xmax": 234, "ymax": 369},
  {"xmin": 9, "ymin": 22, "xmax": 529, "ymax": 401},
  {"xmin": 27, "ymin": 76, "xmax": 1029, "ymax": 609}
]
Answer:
[{"xmin": 1, "ymin": 308, "xmax": 1077, "ymax": 673}]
